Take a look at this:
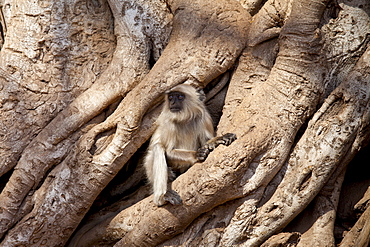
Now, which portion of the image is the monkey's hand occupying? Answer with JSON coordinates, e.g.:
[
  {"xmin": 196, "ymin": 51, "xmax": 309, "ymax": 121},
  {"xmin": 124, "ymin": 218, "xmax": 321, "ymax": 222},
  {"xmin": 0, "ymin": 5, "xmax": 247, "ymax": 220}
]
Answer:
[
  {"xmin": 220, "ymin": 133, "xmax": 237, "ymax": 146},
  {"xmin": 205, "ymin": 133, "xmax": 237, "ymax": 150},
  {"xmin": 196, "ymin": 147, "xmax": 210, "ymax": 162},
  {"xmin": 196, "ymin": 133, "xmax": 237, "ymax": 162}
]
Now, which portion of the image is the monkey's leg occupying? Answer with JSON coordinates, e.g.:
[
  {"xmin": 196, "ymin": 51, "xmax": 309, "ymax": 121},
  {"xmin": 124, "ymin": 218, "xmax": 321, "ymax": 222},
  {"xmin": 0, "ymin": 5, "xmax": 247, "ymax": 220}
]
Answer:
[{"xmin": 196, "ymin": 133, "xmax": 237, "ymax": 161}]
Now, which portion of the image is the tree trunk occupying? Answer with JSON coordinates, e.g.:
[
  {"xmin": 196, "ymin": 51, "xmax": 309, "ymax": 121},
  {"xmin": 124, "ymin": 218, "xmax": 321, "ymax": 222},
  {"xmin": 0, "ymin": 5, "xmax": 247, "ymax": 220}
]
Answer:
[{"xmin": 0, "ymin": 0, "xmax": 369, "ymax": 246}]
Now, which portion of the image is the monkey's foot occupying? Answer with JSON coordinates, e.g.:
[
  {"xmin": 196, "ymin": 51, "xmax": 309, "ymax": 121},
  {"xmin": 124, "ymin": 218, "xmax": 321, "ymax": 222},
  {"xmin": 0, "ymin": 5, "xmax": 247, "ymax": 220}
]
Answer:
[
  {"xmin": 163, "ymin": 190, "xmax": 183, "ymax": 206},
  {"xmin": 154, "ymin": 190, "xmax": 182, "ymax": 206}
]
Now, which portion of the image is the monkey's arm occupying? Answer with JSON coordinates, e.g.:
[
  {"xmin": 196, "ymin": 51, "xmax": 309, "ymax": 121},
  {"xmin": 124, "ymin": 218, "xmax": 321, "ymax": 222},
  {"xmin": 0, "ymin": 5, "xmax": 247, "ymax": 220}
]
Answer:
[
  {"xmin": 144, "ymin": 144, "xmax": 183, "ymax": 206},
  {"xmin": 196, "ymin": 133, "xmax": 237, "ymax": 162},
  {"xmin": 166, "ymin": 149, "xmax": 198, "ymax": 170},
  {"xmin": 149, "ymin": 144, "xmax": 168, "ymax": 206}
]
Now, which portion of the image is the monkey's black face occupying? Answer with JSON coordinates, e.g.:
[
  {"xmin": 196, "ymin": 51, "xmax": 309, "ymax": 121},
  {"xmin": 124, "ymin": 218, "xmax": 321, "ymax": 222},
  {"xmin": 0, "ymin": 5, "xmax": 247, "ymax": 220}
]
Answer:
[{"xmin": 167, "ymin": 91, "xmax": 185, "ymax": 113}]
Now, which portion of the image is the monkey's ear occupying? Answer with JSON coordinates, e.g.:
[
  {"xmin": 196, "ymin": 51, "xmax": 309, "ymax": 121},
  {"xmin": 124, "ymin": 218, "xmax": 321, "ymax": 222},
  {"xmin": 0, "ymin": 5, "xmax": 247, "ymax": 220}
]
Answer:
[{"xmin": 196, "ymin": 89, "xmax": 206, "ymax": 102}]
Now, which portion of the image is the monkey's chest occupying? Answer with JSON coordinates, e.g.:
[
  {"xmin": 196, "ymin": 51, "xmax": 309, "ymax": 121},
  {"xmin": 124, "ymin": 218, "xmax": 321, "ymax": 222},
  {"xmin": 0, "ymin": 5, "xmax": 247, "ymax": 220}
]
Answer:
[
  {"xmin": 174, "ymin": 133, "xmax": 198, "ymax": 150},
  {"xmin": 165, "ymin": 125, "xmax": 200, "ymax": 151}
]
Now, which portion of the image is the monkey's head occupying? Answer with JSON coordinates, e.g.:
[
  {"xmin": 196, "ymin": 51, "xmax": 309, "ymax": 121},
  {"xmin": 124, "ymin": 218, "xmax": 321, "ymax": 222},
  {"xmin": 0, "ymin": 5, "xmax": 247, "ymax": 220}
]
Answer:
[
  {"xmin": 163, "ymin": 84, "xmax": 206, "ymax": 123},
  {"xmin": 167, "ymin": 91, "xmax": 185, "ymax": 113}
]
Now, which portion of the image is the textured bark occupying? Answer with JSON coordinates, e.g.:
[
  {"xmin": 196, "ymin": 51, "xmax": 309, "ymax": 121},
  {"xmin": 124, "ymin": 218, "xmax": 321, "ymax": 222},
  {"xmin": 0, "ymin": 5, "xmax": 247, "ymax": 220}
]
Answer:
[
  {"xmin": 0, "ymin": 0, "xmax": 249, "ymax": 246},
  {"xmin": 71, "ymin": 0, "xmax": 329, "ymax": 245},
  {"xmin": 339, "ymin": 185, "xmax": 370, "ymax": 247},
  {"xmin": 236, "ymin": 45, "xmax": 370, "ymax": 245},
  {"xmin": 0, "ymin": 0, "xmax": 116, "ymax": 175},
  {"xmin": 0, "ymin": 0, "xmax": 170, "ymax": 241},
  {"xmin": 0, "ymin": 0, "xmax": 369, "ymax": 246}
]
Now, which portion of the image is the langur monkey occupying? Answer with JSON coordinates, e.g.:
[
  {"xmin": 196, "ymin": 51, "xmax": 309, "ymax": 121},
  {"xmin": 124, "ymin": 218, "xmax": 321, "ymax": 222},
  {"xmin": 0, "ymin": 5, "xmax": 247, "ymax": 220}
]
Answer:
[{"xmin": 144, "ymin": 84, "xmax": 236, "ymax": 206}]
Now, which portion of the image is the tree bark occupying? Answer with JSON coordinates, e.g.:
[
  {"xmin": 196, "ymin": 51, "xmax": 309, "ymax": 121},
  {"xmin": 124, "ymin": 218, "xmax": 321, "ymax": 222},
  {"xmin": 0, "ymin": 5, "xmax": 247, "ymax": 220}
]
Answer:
[{"xmin": 0, "ymin": 0, "xmax": 369, "ymax": 246}]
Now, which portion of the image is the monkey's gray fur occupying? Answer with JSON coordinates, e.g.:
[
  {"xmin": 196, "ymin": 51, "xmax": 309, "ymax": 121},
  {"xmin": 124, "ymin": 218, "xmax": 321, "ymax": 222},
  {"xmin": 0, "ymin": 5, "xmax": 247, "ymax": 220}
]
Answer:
[{"xmin": 144, "ymin": 84, "xmax": 236, "ymax": 206}]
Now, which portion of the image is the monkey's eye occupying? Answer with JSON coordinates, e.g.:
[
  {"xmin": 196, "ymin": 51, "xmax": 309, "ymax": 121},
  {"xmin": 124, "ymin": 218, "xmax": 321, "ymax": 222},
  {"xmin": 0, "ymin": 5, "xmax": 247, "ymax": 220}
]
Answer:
[
  {"xmin": 168, "ymin": 95, "xmax": 174, "ymax": 100},
  {"xmin": 178, "ymin": 94, "xmax": 185, "ymax": 100}
]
